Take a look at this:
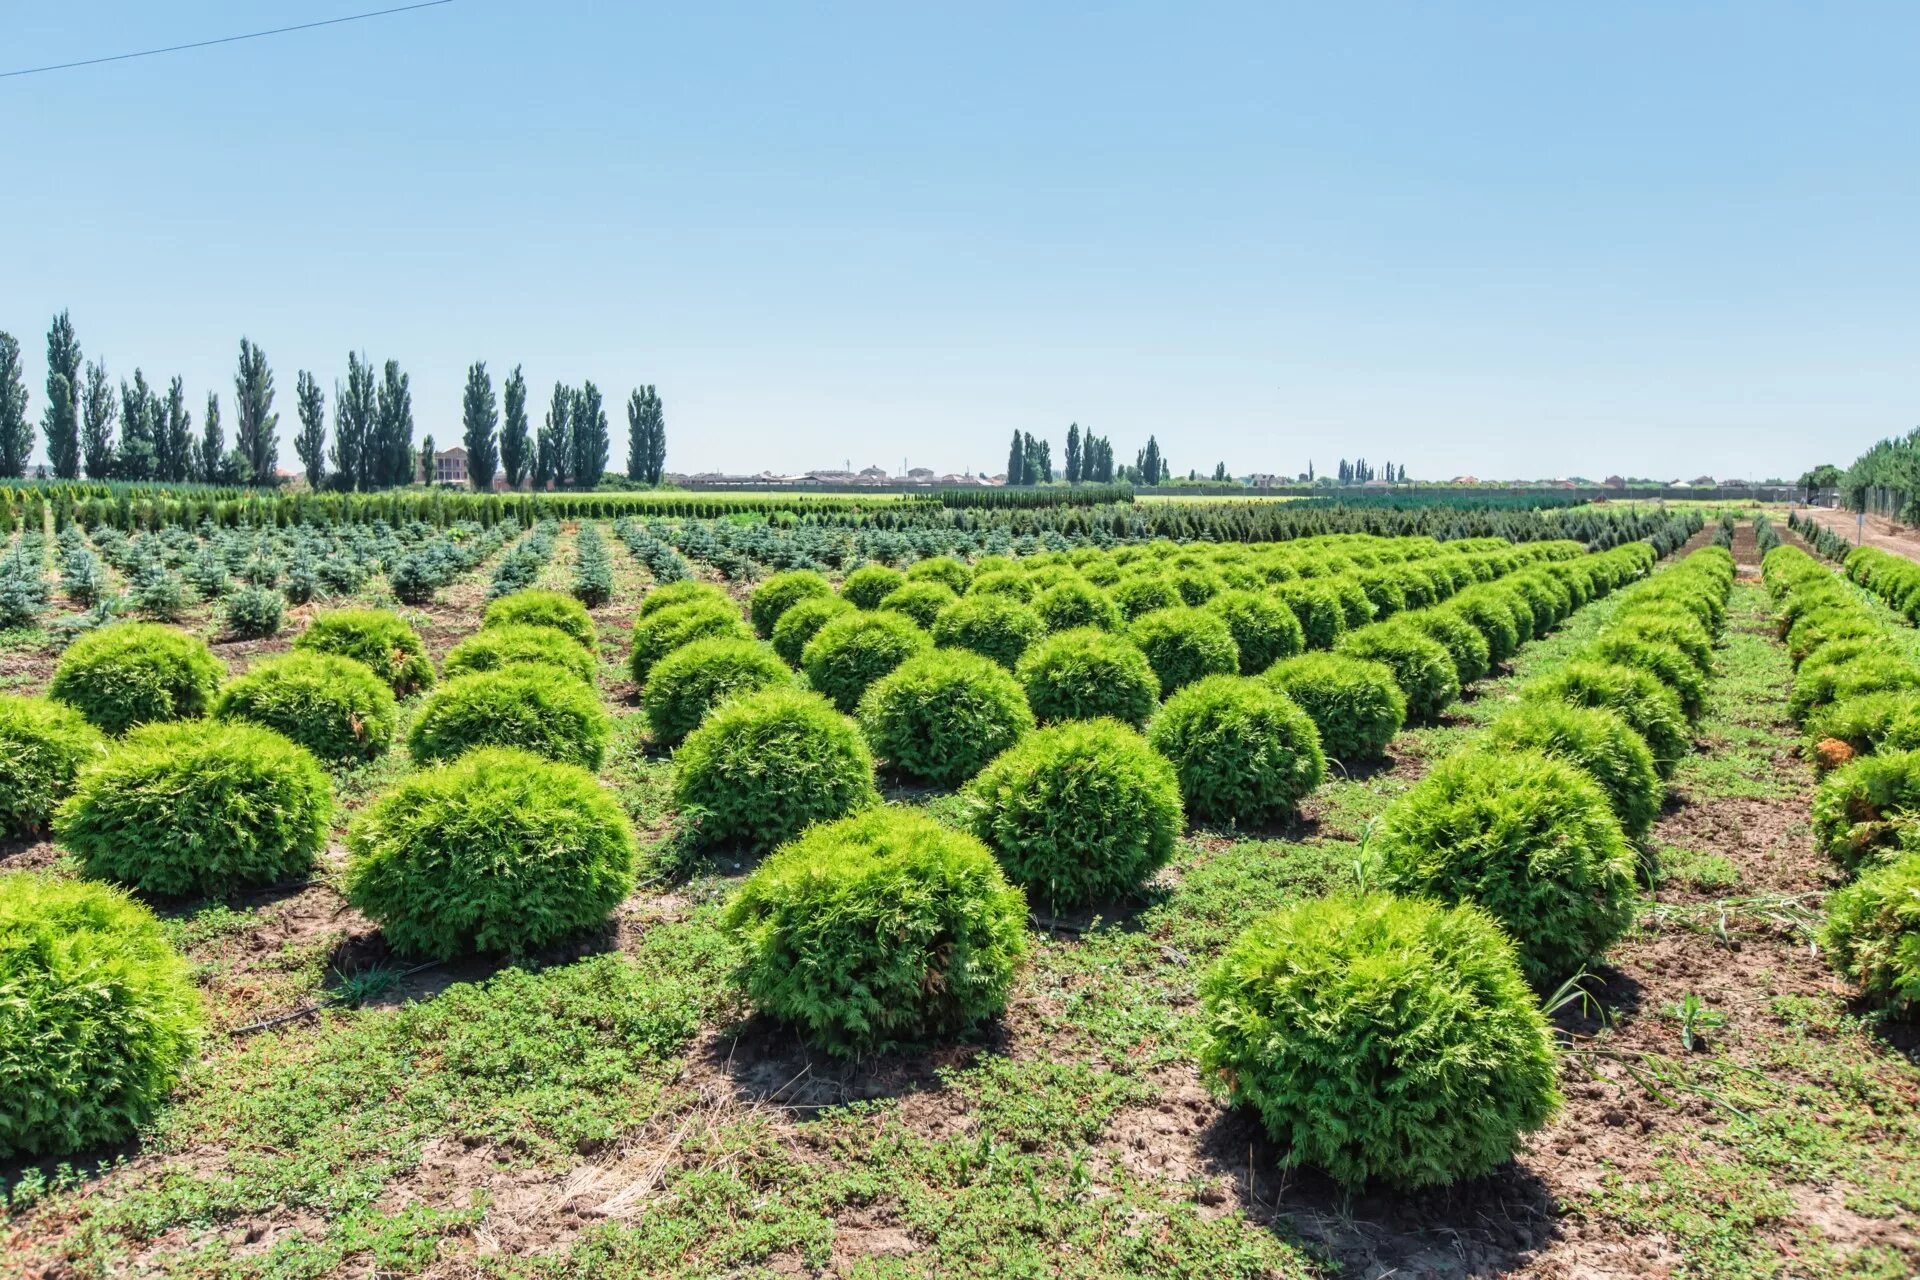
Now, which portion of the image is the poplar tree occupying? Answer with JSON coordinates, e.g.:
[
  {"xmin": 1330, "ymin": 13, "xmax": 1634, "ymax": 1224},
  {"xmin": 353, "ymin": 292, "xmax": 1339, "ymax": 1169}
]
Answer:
[
  {"xmin": 81, "ymin": 361, "xmax": 118, "ymax": 479},
  {"xmin": 294, "ymin": 371, "xmax": 327, "ymax": 490},
  {"xmin": 461, "ymin": 361, "xmax": 498, "ymax": 490},
  {"xmin": 626, "ymin": 384, "xmax": 665, "ymax": 484},
  {"xmin": 376, "ymin": 360, "xmax": 413, "ymax": 488},
  {"xmin": 331, "ymin": 353, "xmax": 376, "ymax": 490},
  {"xmin": 200, "ymin": 393, "xmax": 225, "ymax": 483},
  {"xmin": 233, "ymin": 339, "xmax": 279, "ymax": 484},
  {"xmin": 500, "ymin": 364, "xmax": 530, "ymax": 489},
  {"xmin": 161, "ymin": 377, "xmax": 193, "ymax": 482},
  {"xmin": 1064, "ymin": 423, "xmax": 1082, "ymax": 484},
  {"xmin": 539, "ymin": 382, "xmax": 572, "ymax": 489},
  {"xmin": 44, "ymin": 313, "xmax": 82, "ymax": 479},
  {"xmin": 1135, "ymin": 436, "xmax": 1164, "ymax": 486},
  {"xmin": 571, "ymin": 381, "xmax": 609, "ymax": 488},
  {"xmin": 1005, "ymin": 431, "xmax": 1026, "ymax": 485},
  {"xmin": 0, "ymin": 333, "xmax": 28, "ymax": 478},
  {"xmin": 420, "ymin": 434, "xmax": 436, "ymax": 483}
]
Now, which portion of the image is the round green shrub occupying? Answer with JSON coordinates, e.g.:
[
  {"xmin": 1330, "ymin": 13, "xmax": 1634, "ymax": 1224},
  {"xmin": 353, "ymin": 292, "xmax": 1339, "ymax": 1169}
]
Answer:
[
  {"xmin": 964, "ymin": 719, "xmax": 1181, "ymax": 907},
  {"xmin": 1790, "ymin": 654, "xmax": 1920, "ymax": 727},
  {"xmin": 1033, "ymin": 579, "xmax": 1122, "ymax": 634},
  {"xmin": 905, "ymin": 555, "xmax": 971, "ymax": 594},
  {"xmin": 1805, "ymin": 691, "xmax": 1920, "ymax": 768},
  {"xmin": 0, "ymin": 695, "xmax": 107, "ymax": 837},
  {"xmin": 968, "ymin": 568, "xmax": 1036, "ymax": 602},
  {"xmin": 629, "ymin": 599, "xmax": 752, "ymax": 684},
  {"xmin": 1485, "ymin": 583, "xmax": 1537, "ymax": 646},
  {"xmin": 642, "ymin": 637, "xmax": 792, "ymax": 747},
  {"xmin": 1505, "ymin": 573, "xmax": 1564, "ymax": 635},
  {"xmin": 674, "ymin": 687, "xmax": 878, "ymax": 851},
  {"xmin": 771, "ymin": 594, "xmax": 854, "ymax": 667},
  {"xmin": 444, "ymin": 622, "xmax": 598, "ymax": 685},
  {"xmin": 1204, "ymin": 590, "xmax": 1305, "ymax": 674},
  {"xmin": 214, "ymin": 651, "xmax": 397, "ymax": 764},
  {"xmin": 1264, "ymin": 651, "xmax": 1407, "ymax": 763},
  {"xmin": 1148, "ymin": 676, "xmax": 1326, "ymax": 825},
  {"xmin": 802, "ymin": 610, "xmax": 931, "ymax": 712},
  {"xmin": 1522, "ymin": 660, "xmax": 1691, "ymax": 780},
  {"xmin": 1786, "ymin": 609, "xmax": 1879, "ymax": 666},
  {"xmin": 1127, "ymin": 607, "xmax": 1240, "ymax": 697},
  {"xmin": 876, "ymin": 580, "xmax": 959, "ymax": 631},
  {"xmin": 55, "ymin": 720, "xmax": 333, "ymax": 897},
  {"xmin": 1447, "ymin": 591, "xmax": 1522, "ymax": 664},
  {"xmin": 1111, "ymin": 574, "xmax": 1182, "ymax": 621},
  {"xmin": 723, "ymin": 807, "xmax": 1028, "ymax": 1055},
  {"xmin": 1335, "ymin": 622, "xmax": 1460, "ymax": 722},
  {"xmin": 1273, "ymin": 580, "xmax": 1348, "ymax": 649},
  {"xmin": 1821, "ymin": 850, "xmax": 1920, "ymax": 1011},
  {"xmin": 222, "ymin": 585, "xmax": 285, "ymax": 639},
  {"xmin": 857, "ymin": 650, "xmax": 1034, "ymax": 787},
  {"xmin": 1486, "ymin": 703, "xmax": 1661, "ymax": 839},
  {"xmin": 1015, "ymin": 628, "xmax": 1160, "ymax": 729},
  {"xmin": 49, "ymin": 622, "xmax": 225, "ymax": 734},
  {"xmin": 1587, "ymin": 634, "xmax": 1708, "ymax": 721},
  {"xmin": 932, "ymin": 594, "xmax": 1045, "ymax": 670},
  {"xmin": 295, "ymin": 609, "xmax": 434, "ymax": 697},
  {"xmin": 841, "ymin": 564, "xmax": 907, "ymax": 610},
  {"xmin": 0, "ymin": 873, "xmax": 202, "ymax": 1159},
  {"xmin": 1405, "ymin": 608, "xmax": 1493, "ymax": 686},
  {"xmin": 1167, "ymin": 565, "xmax": 1224, "ymax": 607},
  {"xmin": 344, "ymin": 747, "xmax": 636, "ymax": 960},
  {"xmin": 1610, "ymin": 610, "xmax": 1713, "ymax": 675},
  {"xmin": 636, "ymin": 580, "xmax": 730, "ymax": 618},
  {"xmin": 748, "ymin": 570, "xmax": 833, "ymax": 639},
  {"xmin": 408, "ymin": 665, "xmax": 612, "ymax": 770},
  {"xmin": 1197, "ymin": 891, "xmax": 1559, "ymax": 1190},
  {"xmin": 1372, "ymin": 749, "xmax": 1638, "ymax": 987},
  {"xmin": 1812, "ymin": 749, "xmax": 1920, "ymax": 872},
  {"xmin": 484, "ymin": 589, "xmax": 597, "ymax": 652}
]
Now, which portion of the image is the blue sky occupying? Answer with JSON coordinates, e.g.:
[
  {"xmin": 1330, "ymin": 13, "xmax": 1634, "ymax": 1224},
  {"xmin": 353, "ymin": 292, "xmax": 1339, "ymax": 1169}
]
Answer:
[{"xmin": 4, "ymin": 2, "xmax": 1916, "ymax": 481}]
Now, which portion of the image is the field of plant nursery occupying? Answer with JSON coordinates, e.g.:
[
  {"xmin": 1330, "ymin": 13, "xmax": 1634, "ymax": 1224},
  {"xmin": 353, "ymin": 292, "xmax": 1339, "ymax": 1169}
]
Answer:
[{"xmin": 3, "ymin": 487, "xmax": 1918, "ymax": 1279}]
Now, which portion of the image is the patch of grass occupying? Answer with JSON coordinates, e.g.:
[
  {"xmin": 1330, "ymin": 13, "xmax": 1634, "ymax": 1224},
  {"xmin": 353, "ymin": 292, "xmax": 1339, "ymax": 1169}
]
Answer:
[{"xmin": 1658, "ymin": 845, "xmax": 1742, "ymax": 892}]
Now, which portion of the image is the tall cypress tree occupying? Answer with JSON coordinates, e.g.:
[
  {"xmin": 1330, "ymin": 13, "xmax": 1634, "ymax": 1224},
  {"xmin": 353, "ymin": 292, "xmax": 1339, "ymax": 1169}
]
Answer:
[
  {"xmin": 161, "ymin": 377, "xmax": 193, "ymax": 482},
  {"xmin": 540, "ymin": 382, "xmax": 572, "ymax": 489},
  {"xmin": 1064, "ymin": 423, "xmax": 1082, "ymax": 484},
  {"xmin": 572, "ymin": 381, "xmax": 609, "ymax": 488},
  {"xmin": 376, "ymin": 360, "xmax": 413, "ymax": 488},
  {"xmin": 294, "ymin": 371, "xmax": 327, "ymax": 489},
  {"xmin": 233, "ymin": 339, "xmax": 279, "ymax": 484},
  {"xmin": 626, "ymin": 384, "xmax": 665, "ymax": 484},
  {"xmin": 81, "ymin": 361, "xmax": 117, "ymax": 479},
  {"xmin": 1005, "ymin": 430, "xmax": 1025, "ymax": 485},
  {"xmin": 331, "ymin": 353, "xmax": 376, "ymax": 491},
  {"xmin": 118, "ymin": 372, "xmax": 159, "ymax": 481},
  {"xmin": 500, "ymin": 365, "xmax": 530, "ymax": 489},
  {"xmin": 44, "ymin": 313, "xmax": 81, "ymax": 479},
  {"xmin": 0, "ymin": 333, "xmax": 29, "ymax": 478},
  {"xmin": 461, "ymin": 361, "xmax": 499, "ymax": 490},
  {"xmin": 200, "ymin": 393, "xmax": 224, "ymax": 483}
]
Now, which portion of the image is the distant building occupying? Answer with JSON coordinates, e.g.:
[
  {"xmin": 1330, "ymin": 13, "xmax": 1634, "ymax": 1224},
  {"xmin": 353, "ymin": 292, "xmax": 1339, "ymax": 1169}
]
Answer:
[
  {"xmin": 433, "ymin": 446, "xmax": 469, "ymax": 486},
  {"xmin": 1450, "ymin": 475, "xmax": 1480, "ymax": 485},
  {"xmin": 906, "ymin": 467, "xmax": 935, "ymax": 482},
  {"xmin": 1690, "ymin": 475, "xmax": 1716, "ymax": 487},
  {"xmin": 1604, "ymin": 475, "xmax": 1626, "ymax": 489}
]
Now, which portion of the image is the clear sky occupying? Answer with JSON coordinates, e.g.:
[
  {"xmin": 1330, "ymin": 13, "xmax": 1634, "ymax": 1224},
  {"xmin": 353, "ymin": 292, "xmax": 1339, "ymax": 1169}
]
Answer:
[{"xmin": 5, "ymin": 2, "xmax": 1917, "ymax": 482}]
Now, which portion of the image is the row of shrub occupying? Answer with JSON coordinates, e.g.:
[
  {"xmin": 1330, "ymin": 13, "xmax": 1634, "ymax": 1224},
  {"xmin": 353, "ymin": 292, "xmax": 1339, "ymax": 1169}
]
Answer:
[{"xmin": 1763, "ymin": 544, "xmax": 1920, "ymax": 1012}]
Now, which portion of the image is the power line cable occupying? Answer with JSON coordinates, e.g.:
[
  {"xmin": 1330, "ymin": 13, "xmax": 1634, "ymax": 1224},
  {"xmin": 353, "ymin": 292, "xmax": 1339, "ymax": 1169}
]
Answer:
[{"xmin": 0, "ymin": 0, "xmax": 454, "ymax": 80}]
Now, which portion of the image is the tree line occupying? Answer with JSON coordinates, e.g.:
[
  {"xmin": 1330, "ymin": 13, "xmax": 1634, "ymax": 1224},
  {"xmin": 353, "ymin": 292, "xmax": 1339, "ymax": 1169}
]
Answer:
[{"xmin": 0, "ymin": 312, "xmax": 669, "ymax": 493}]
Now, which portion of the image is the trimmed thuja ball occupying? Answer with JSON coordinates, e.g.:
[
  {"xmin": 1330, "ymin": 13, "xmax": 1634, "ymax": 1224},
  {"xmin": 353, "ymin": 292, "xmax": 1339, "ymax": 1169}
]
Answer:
[
  {"xmin": 723, "ymin": 807, "xmax": 1028, "ymax": 1055},
  {"xmin": 0, "ymin": 873, "xmax": 203, "ymax": 1159},
  {"xmin": 0, "ymin": 695, "xmax": 107, "ymax": 837},
  {"xmin": 1371, "ymin": 749, "xmax": 1637, "ymax": 987},
  {"xmin": 344, "ymin": 747, "xmax": 637, "ymax": 960},
  {"xmin": 803, "ymin": 610, "xmax": 931, "ymax": 712},
  {"xmin": 905, "ymin": 555, "xmax": 972, "ymax": 594},
  {"xmin": 629, "ymin": 600, "xmax": 751, "ymax": 684},
  {"xmin": 1204, "ymin": 590, "xmax": 1305, "ymax": 674},
  {"xmin": 1265, "ymin": 652, "xmax": 1407, "ymax": 764},
  {"xmin": 1486, "ymin": 702, "xmax": 1662, "ymax": 840},
  {"xmin": 1273, "ymin": 581, "xmax": 1347, "ymax": 650},
  {"xmin": 932, "ymin": 594, "xmax": 1046, "ymax": 670},
  {"xmin": 484, "ymin": 589, "xmax": 598, "ymax": 652},
  {"xmin": 444, "ymin": 622, "xmax": 597, "ymax": 684},
  {"xmin": 214, "ymin": 651, "xmax": 398, "ymax": 763},
  {"xmin": 55, "ymin": 720, "xmax": 333, "ymax": 897},
  {"xmin": 1149, "ymin": 676, "xmax": 1326, "ymax": 826},
  {"xmin": 749, "ymin": 570, "xmax": 833, "ymax": 639},
  {"xmin": 1127, "ymin": 606, "xmax": 1240, "ymax": 697},
  {"xmin": 1016, "ymin": 628, "xmax": 1160, "ymax": 729},
  {"xmin": 876, "ymin": 580, "xmax": 958, "ymax": 631},
  {"xmin": 1587, "ymin": 634, "xmax": 1708, "ymax": 721},
  {"xmin": 637, "ymin": 580, "xmax": 731, "ymax": 618},
  {"xmin": 840, "ymin": 563, "xmax": 907, "ymax": 609},
  {"xmin": 1820, "ymin": 849, "xmax": 1920, "ymax": 1011},
  {"xmin": 1033, "ymin": 580, "xmax": 1122, "ymax": 633},
  {"xmin": 408, "ymin": 666, "xmax": 613, "ymax": 770},
  {"xmin": 771, "ymin": 594, "xmax": 854, "ymax": 667},
  {"xmin": 1811, "ymin": 748, "xmax": 1920, "ymax": 872},
  {"xmin": 1805, "ymin": 691, "xmax": 1920, "ymax": 769},
  {"xmin": 49, "ymin": 622, "xmax": 225, "ymax": 734},
  {"xmin": 1197, "ymin": 892, "xmax": 1559, "ymax": 1190},
  {"xmin": 1522, "ymin": 660, "xmax": 1691, "ymax": 780},
  {"xmin": 643, "ymin": 636, "xmax": 792, "ymax": 747},
  {"xmin": 295, "ymin": 609, "xmax": 435, "ymax": 697},
  {"xmin": 965, "ymin": 718, "xmax": 1182, "ymax": 907},
  {"xmin": 1405, "ymin": 608, "xmax": 1493, "ymax": 687},
  {"xmin": 858, "ymin": 650, "xmax": 1034, "ymax": 786},
  {"xmin": 1335, "ymin": 622, "xmax": 1460, "ymax": 722},
  {"xmin": 674, "ymin": 687, "xmax": 879, "ymax": 851}
]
